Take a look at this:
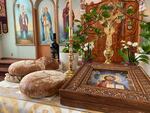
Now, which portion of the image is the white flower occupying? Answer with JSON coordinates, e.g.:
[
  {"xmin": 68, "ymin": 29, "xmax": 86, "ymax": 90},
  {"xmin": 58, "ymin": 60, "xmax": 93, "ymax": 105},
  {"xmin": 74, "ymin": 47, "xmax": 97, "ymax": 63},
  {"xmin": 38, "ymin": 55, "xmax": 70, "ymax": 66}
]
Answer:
[
  {"xmin": 132, "ymin": 42, "xmax": 138, "ymax": 47},
  {"xmin": 122, "ymin": 44, "xmax": 126, "ymax": 47},
  {"xmin": 89, "ymin": 45, "xmax": 94, "ymax": 50},
  {"xmin": 84, "ymin": 43, "xmax": 89, "ymax": 47},
  {"xmin": 83, "ymin": 47, "xmax": 88, "ymax": 51},
  {"xmin": 89, "ymin": 42, "xmax": 94, "ymax": 49},
  {"xmin": 121, "ymin": 40, "xmax": 125, "ymax": 43},
  {"xmin": 127, "ymin": 41, "xmax": 132, "ymax": 46},
  {"xmin": 124, "ymin": 46, "xmax": 129, "ymax": 49},
  {"xmin": 138, "ymin": 47, "xmax": 144, "ymax": 53},
  {"xmin": 90, "ymin": 41, "xmax": 94, "ymax": 46},
  {"xmin": 89, "ymin": 45, "xmax": 92, "ymax": 50},
  {"xmin": 92, "ymin": 45, "xmax": 95, "ymax": 49}
]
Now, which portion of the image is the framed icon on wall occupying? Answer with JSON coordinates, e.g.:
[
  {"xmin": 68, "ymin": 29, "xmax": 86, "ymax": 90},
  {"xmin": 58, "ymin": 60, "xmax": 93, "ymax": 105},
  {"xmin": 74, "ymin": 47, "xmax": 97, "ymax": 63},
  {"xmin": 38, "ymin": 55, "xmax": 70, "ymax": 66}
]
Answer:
[
  {"xmin": 38, "ymin": 0, "xmax": 55, "ymax": 45},
  {"xmin": 14, "ymin": 0, "xmax": 34, "ymax": 45},
  {"xmin": 58, "ymin": 0, "xmax": 82, "ymax": 45}
]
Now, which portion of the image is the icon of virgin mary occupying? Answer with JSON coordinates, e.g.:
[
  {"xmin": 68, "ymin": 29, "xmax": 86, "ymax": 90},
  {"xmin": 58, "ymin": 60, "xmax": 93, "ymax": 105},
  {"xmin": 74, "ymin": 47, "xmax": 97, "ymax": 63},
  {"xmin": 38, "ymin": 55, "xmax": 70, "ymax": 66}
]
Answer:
[{"xmin": 41, "ymin": 7, "xmax": 53, "ymax": 44}]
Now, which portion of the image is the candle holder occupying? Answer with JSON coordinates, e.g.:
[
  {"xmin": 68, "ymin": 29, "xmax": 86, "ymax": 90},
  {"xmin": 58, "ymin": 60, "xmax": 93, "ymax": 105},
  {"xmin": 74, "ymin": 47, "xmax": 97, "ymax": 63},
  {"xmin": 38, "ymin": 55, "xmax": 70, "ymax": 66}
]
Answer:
[
  {"xmin": 65, "ymin": 39, "xmax": 74, "ymax": 79},
  {"xmin": 104, "ymin": 47, "xmax": 114, "ymax": 64},
  {"xmin": 65, "ymin": 0, "xmax": 74, "ymax": 79}
]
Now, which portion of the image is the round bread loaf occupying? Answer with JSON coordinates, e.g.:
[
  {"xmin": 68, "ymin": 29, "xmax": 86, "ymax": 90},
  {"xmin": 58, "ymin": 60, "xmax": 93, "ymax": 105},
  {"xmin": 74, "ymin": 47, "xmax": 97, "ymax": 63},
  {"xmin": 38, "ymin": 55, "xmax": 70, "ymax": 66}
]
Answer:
[
  {"xmin": 36, "ymin": 56, "xmax": 59, "ymax": 70},
  {"xmin": 8, "ymin": 60, "xmax": 44, "ymax": 77},
  {"xmin": 19, "ymin": 70, "xmax": 65, "ymax": 98},
  {"xmin": 8, "ymin": 57, "xmax": 59, "ymax": 79}
]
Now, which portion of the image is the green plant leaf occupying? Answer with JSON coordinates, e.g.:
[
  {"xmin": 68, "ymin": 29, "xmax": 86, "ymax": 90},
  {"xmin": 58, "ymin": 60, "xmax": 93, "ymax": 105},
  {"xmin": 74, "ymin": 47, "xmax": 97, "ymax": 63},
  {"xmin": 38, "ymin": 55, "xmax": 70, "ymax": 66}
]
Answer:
[
  {"xmin": 137, "ymin": 58, "xmax": 149, "ymax": 64},
  {"xmin": 102, "ymin": 11, "xmax": 111, "ymax": 18},
  {"xmin": 135, "ymin": 54, "xmax": 149, "ymax": 64},
  {"xmin": 62, "ymin": 47, "xmax": 69, "ymax": 53},
  {"xmin": 118, "ymin": 50, "xmax": 129, "ymax": 62},
  {"xmin": 74, "ymin": 19, "xmax": 81, "ymax": 23},
  {"xmin": 140, "ymin": 14, "xmax": 149, "ymax": 17},
  {"xmin": 126, "ymin": 7, "xmax": 135, "ymax": 15},
  {"xmin": 141, "ymin": 42, "xmax": 150, "ymax": 54},
  {"xmin": 100, "ymin": 5, "xmax": 114, "ymax": 11},
  {"xmin": 140, "ymin": 22, "xmax": 150, "ymax": 54},
  {"xmin": 136, "ymin": 54, "xmax": 149, "ymax": 60}
]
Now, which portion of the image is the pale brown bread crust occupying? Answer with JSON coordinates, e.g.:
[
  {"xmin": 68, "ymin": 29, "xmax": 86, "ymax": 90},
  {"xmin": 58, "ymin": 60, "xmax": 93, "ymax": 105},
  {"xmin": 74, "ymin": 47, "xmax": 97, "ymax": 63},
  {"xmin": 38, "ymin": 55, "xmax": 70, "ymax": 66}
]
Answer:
[
  {"xmin": 20, "ymin": 70, "xmax": 65, "ymax": 98},
  {"xmin": 8, "ymin": 56, "xmax": 59, "ymax": 77}
]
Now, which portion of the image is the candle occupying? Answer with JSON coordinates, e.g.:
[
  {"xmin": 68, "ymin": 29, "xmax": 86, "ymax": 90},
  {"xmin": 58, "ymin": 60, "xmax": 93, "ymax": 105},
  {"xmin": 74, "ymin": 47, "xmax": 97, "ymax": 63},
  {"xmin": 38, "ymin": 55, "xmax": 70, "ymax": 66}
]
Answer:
[
  {"xmin": 69, "ymin": 0, "xmax": 73, "ymax": 44},
  {"xmin": 67, "ymin": 0, "xmax": 74, "ymax": 75}
]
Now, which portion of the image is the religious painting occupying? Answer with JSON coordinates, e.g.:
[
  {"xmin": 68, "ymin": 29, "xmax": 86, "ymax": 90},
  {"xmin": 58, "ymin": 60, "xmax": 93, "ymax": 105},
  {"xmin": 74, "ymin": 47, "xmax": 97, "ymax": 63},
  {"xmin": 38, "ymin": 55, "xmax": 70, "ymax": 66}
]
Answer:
[
  {"xmin": 58, "ymin": 0, "xmax": 81, "ymax": 44},
  {"xmin": 88, "ymin": 70, "xmax": 130, "ymax": 90},
  {"xmin": 14, "ymin": 0, "xmax": 34, "ymax": 45},
  {"xmin": 0, "ymin": 0, "xmax": 8, "ymax": 34},
  {"xmin": 38, "ymin": 0, "xmax": 55, "ymax": 45}
]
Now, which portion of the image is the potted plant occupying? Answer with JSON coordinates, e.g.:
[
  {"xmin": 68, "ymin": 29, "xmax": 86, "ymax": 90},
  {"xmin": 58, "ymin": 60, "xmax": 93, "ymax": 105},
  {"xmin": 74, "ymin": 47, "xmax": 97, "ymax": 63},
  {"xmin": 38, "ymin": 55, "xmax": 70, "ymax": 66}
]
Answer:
[
  {"xmin": 138, "ymin": 22, "xmax": 150, "ymax": 75},
  {"xmin": 119, "ymin": 40, "xmax": 149, "ymax": 65},
  {"xmin": 60, "ymin": 39, "xmax": 80, "ymax": 71},
  {"xmin": 60, "ymin": 14, "xmax": 99, "ymax": 71}
]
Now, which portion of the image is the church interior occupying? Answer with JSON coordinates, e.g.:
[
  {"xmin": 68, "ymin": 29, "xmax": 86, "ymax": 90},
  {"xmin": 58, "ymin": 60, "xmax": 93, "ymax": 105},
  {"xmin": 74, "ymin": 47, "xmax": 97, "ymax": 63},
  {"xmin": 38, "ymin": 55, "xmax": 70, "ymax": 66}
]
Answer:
[{"xmin": 0, "ymin": 0, "xmax": 150, "ymax": 113}]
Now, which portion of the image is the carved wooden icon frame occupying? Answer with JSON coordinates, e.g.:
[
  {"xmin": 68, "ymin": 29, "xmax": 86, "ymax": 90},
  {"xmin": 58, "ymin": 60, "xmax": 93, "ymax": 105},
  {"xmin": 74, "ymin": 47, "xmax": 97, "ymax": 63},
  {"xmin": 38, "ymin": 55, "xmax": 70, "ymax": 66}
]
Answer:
[{"xmin": 60, "ymin": 63, "xmax": 150, "ymax": 112}]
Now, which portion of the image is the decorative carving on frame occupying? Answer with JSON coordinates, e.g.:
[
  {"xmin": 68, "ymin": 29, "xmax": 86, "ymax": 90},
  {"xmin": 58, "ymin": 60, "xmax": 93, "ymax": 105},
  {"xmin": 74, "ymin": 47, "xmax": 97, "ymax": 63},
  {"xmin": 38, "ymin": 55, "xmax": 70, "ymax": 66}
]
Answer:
[{"xmin": 60, "ymin": 63, "xmax": 150, "ymax": 112}]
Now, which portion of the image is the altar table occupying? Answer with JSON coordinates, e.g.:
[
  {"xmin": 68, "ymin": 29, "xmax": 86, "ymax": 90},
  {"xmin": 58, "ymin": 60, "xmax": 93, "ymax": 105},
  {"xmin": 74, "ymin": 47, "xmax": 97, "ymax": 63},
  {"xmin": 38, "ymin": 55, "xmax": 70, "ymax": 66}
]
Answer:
[{"xmin": 0, "ymin": 81, "xmax": 102, "ymax": 113}]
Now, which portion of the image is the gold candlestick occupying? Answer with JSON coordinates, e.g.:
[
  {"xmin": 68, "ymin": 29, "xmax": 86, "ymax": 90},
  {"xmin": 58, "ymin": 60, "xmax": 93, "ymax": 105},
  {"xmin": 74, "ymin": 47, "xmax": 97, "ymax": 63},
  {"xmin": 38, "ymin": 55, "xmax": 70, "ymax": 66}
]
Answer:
[
  {"xmin": 103, "ymin": 23, "xmax": 115, "ymax": 64},
  {"xmin": 65, "ymin": 0, "xmax": 74, "ymax": 79}
]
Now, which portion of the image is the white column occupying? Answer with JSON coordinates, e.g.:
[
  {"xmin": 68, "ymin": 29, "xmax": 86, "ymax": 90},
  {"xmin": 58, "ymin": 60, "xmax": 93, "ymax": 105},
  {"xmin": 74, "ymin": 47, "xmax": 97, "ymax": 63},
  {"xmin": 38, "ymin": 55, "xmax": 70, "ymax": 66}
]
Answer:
[{"xmin": 69, "ymin": 0, "xmax": 73, "ymax": 43}]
